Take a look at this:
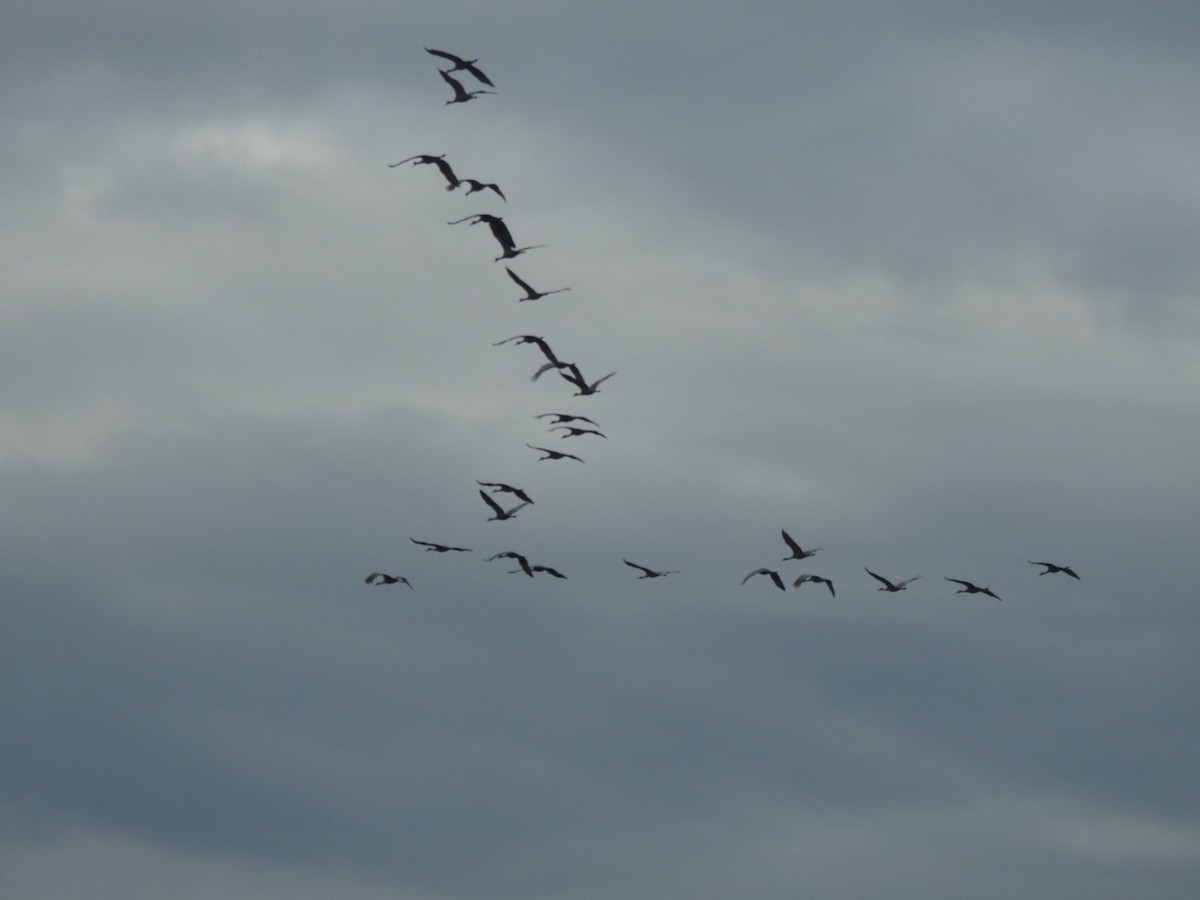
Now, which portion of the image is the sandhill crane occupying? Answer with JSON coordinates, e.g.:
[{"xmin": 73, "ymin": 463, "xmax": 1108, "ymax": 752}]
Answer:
[
  {"xmin": 493, "ymin": 334, "xmax": 560, "ymax": 365},
  {"xmin": 535, "ymin": 413, "xmax": 599, "ymax": 426},
  {"xmin": 793, "ymin": 574, "xmax": 835, "ymax": 597},
  {"xmin": 506, "ymin": 267, "xmax": 570, "ymax": 301},
  {"xmin": 476, "ymin": 481, "xmax": 535, "ymax": 505},
  {"xmin": 551, "ymin": 425, "xmax": 607, "ymax": 439},
  {"xmin": 388, "ymin": 154, "xmax": 460, "ymax": 190},
  {"xmin": 944, "ymin": 577, "xmax": 1002, "ymax": 601},
  {"xmin": 462, "ymin": 179, "xmax": 506, "ymax": 201},
  {"xmin": 485, "ymin": 551, "xmax": 532, "ymax": 577},
  {"xmin": 449, "ymin": 213, "xmax": 513, "ymax": 249},
  {"xmin": 526, "ymin": 564, "xmax": 567, "ymax": 579},
  {"xmin": 478, "ymin": 490, "xmax": 531, "ymax": 521},
  {"xmin": 742, "ymin": 568, "xmax": 786, "ymax": 591},
  {"xmin": 424, "ymin": 48, "xmax": 494, "ymax": 87},
  {"xmin": 781, "ymin": 530, "xmax": 822, "ymax": 561},
  {"xmin": 494, "ymin": 242, "xmax": 547, "ymax": 262},
  {"xmin": 532, "ymin": 361, "xmax": 574, "ymax": 382},
  {"xmin": 365, "ymin": 572, "xmax": 413, "ymax": 589},
  {"xmin": 1029, "ymin": 561, "xmax": 1080, "ymax": 579},
  {"xmin": 438, "ymin": 68, "xmax": 495, "ymax": 104},
  {"xmin": 410, "ymin": 538, "xmax": 471, "ymax": 553},
  {"xmin": 559, "ymin": 363, "xmax": 616, "ymax": 396},
  {"xmin": 526, "ymin": 443, "xmax": 583, "ymax": 463},
  {"xmin": 624, "ymin": 559, "xmax": 680, "ymax": 579},
  {"xmin": 865, "ymin": 568, "xmax": 922, "ymax": 592}
]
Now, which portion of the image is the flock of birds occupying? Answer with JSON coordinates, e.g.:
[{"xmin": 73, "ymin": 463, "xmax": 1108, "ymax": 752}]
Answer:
[{"xmin": 365, "ymin": 48, "xmax": 1083, "ymax": 601}]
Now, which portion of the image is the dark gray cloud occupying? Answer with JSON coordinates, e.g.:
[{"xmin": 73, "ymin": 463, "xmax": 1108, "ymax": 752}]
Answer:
[{"xmin": 3, "ymin": 2, "xmax": 1199, "ymax": 898}]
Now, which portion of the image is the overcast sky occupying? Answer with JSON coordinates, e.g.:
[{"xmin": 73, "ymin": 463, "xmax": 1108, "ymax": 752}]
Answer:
[{"xmin": 3, "ymin": 2, "xmax": 1199, "ymax": 898}]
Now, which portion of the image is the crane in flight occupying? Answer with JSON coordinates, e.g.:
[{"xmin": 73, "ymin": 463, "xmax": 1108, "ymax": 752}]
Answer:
[
  {"xmin": 388, "ymin": 154, "xmax": 460, "ymax": 190},
  {"xmin": 944, "ymin": 577, "xmax": 1002, "ymax": 601},
  {"xmin": 506, "ymin": 267, "xmax": 570, "ymax": 301},
  {"xmin": 741, "ymin": 568, "xmax": 786, "ymax": 591},
  {"xmin": 1028, "ymin": 561, "xmax": 1080, "ymax": 579},
  {"xmin": 551, "ymin": 425, "xmax": 607, "ymax": 439},
  {"xmin": 365, "ymin": 572, "xmax": 413, "ymax": 589},
  {"xmin": 478, "ymin": 490, "xmax": 531, "ymax": 521},
  {"xmin": 526, "ymin": 443, "xmax": 583, "ymax": 463},
  {"xmin": 424, "ymin": 48, "xmax": 495, "ymax": 86},
  {"xmin": 780, "ymin": 530, "xmax": 822, "ymax": 561},
  {"xmin": 793, "ymin": 574, "xmax": 835, "ymax": 597},
  {"xmin": 624, "ymin": 560, "xmax": 680, "ymax": 579},
  {"xmin": 438, "ymin": 68, "xmax": 496, "ymax": 105},
  {"xmin": 476, "ymin": 481, "xmax": 535, "ymax": 505},
  {"xmin": 462, "ymin": 179, "xmax": 506, "ymax": 201},
  {"xmin": 558, "ymin": 363, "xmax": 616, "ymax": 396},
  {"xmin": 410, "ymin": 538, "xmax": 471, "ymax": 553},
  {"xmin": 865, "ymin": 568, "xmax": 922, "ymax": 592}
]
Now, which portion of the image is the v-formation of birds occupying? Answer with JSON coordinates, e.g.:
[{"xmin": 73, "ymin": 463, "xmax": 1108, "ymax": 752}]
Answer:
[{"xmin": 368, "ymin": 49, "xmax": 1080, "ymax": 599}]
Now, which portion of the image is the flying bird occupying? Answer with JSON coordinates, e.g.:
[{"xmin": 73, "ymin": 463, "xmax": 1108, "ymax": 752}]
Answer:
[
  {"xmin": 526, "ymin": 564, "xmax": 567, "ymax": 579},
  {"xmin": 364, "ymin": 572, "xmax": 413, "ymax": 589},
  {"xmin": 532, "ymin": 360, "xmax": 574, "ymax": 382},
  {"xmin": 1029, "ymin": 561, "xmax": 1080, "ymax": 579},
  {"xmin": 558, "ymin": 363, "xmax": 616, "ymax": 396},
  {"xmin": 387, "ymin": 154, "xmax": 459, "ymax": 190},
  {"xmin": 624, "ymin": 559, "xmax": 680, "ymax": 579},
  {"xmin": 551, "ymin": 425, "xmax": 607, "ymax": 439},
  {"xmin": 865, "ymin": 568, "xmax": 923, "ymax": 592},
  {"xmin": 741, "ymin": 568, "xmax": 787, "ymax": 591},
  {"xmin": 438, "ymin": 68, "xmax": 496, "ymax": 105},
  {"xmin": 424, "ymin": 48, "xmax": 494, "ymax": 86},
  {"xmin": 535, "ymin": 413, "xmax": 599, "ymax": 426},
  {"xmin": 448, "ymin": 213, "xmax": 542, "ymax": 261},
  {"xmin": 410, "ymin": 538, "xmax": 471, "ymax": 553},
  {"xmin": 478, "ymin": 490, "xmax": 531, "ymax": 521},
  {"xmin": 493, "ymin": 334, "xmax": 560, "ymax": 366},
  {"xmin": 793, "ymin": 574, "xmax": 835, "ymax": 597},
  {"xmin": 526, "ymin": 443, "xmax": 583, "ymax": 463},
  {"xmin": 781, "ymin": 530, "xmax": 823, "ymax": 561},
  {"xmin": 462, "ymin": 179, "xmax": 506, "ymax": 201},
  {"xmin": 476, "ymin": 481, "xmax": 535, "ymax": 505},
  {"xmin": 485, "ymin": 550, "xmax": 532, "ymax": 576},
  {"xmin": 944, "ymin": 577, "xmax": 1002, "ymax": 600},
  {"xmin": 506, "ymin": 267, "xmax": 570, "ymax": 301}
]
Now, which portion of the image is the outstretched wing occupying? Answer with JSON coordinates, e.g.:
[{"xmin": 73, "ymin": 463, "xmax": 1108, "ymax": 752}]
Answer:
[{"xmin": 864, "ymin": 568, "xmax": 894, "ymax": 589}]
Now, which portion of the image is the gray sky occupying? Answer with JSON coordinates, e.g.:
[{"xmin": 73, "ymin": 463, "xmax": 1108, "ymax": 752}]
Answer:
[{"xmin": 3, "ymin": 2, "xmax": 1199, "ymax": 898}]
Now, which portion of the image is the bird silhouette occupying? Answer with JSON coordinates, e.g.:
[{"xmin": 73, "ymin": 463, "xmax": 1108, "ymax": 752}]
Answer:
[
  {"xmin": 742, "ymin": 568, "xmax": 786, "ymax": 591},
  {"xmin": 485, "ymin": 551, "xmax": 532, "ymax": 576},
  {"xmin": 780, "ymin": 530, "xmax": 823, "ymax": 561},
  {"xmin": 1028, "ymin": 561, "xmax": 1080, "ymax": 579},
  {"xmin": 944, "ymin": 577, "xmax": 1002, "ymax": 600},
  {"xmin": 506, "ymin": 267, "xmax": 570, "ymax": 302},
  {"xmin": 526, "ymin": 564, "xmax": 567, "ymax": 579},
  {"xmin": 493, "ymin": 334, "xmax": 560, "ymax": 366},
  {"xmin": 551, "ymin": 425, "xmax": 607, "ymax": 439},
  {"xmin": 478, "ymin": 490, "xmax": 531, "ymax": 521},
  {"xmin": 410, "ymin": 538, "xmax": 471, "ymax": 553},
  {"xmin": 424, "ymin": 48, "xmax": 494, "ymax": 86},
  {"xmin": 624, "ymin": 559, "xmax": 680, "ymax": 579},
  {"xmin": 365, "ymin": 572, "xmax": 413, "ymax": 589},
  {"xmin": 462, "ymin": 179, "xmax": 506, "ymax": 201},
  {"xmin": 535, "ymin": 413, "xmax": 599, "ymax": 426},
  {"xmin": 388, "ymin": 154, "xmax": 459, "ymax": 190},
  {"xmin": 438, "ymin": 68, "xmax": 496, "ymax": 104},
  {"xmin": 558, "ymin": 363, "xmax": 616, "ymax": 396},
  {"xmin": 865, "ymin": 568, "xmax": 923, "ymax": 592},
  {"xmin": 526, "ymin": 443, "xmax": 584, "ymax": 463},
  {"xmin": 476, "ymin": 481, "xmax": 535, "ymax": 505},
  {"xmin": 793, "ymin": 574, "xmax": 835, "ymax": 597}
]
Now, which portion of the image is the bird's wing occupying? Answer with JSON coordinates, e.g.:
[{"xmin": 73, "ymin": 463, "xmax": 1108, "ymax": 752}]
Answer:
[
  {"xmin": 425, "ymin": 47, "xmax": 463, "ymax": 65},
  {"xmin": 365, "ymin": 572, "xmax": 382, "ymax": 583},
  {"xmin": 479, "ymin": 491, "xmax": 504, "ymax": 515},
  {"xmin": 505, "ymin": 267, "xmax": 532, "ymax": 291},
  {"xmin": 865, "ymin": 568, "xmax": 894, "ymax": 588},
  {"xmin": 624, "ymin": 559, "xmax": 654, "ymax": 575},
  {"xmin": 464, "ymin": 63, "xmax": 494, "ymax": 87},
  {"xmin": 781, "ymin": 530, "xmax": 802, "ymax": 554}
]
